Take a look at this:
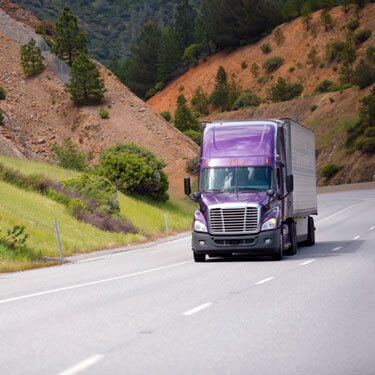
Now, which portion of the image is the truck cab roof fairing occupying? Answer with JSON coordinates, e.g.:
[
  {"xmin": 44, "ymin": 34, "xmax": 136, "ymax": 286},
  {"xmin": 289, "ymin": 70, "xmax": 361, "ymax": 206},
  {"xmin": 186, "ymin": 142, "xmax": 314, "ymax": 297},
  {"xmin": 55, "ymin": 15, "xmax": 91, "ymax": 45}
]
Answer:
[{"xmin": 201, "ymin": 121, "xmax": 276, "ymax": 162}]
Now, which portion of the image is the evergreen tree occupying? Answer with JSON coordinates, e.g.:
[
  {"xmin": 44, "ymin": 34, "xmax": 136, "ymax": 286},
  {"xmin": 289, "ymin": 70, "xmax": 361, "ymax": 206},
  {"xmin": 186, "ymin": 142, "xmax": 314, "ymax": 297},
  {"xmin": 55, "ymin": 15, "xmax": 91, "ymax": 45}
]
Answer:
[
  {"xmin": 53, "ymin": 7, "xmax": 87, "ymax": 66},
  {"xmin": 191, "ymin": 87, "xmax": 209, "ymax": 115},
  {"xmin": 210, "ymin": 66, "xmax": 230, "ymax": 111},
  {"xmin": 301, "ymin": 3, "xmax": 313, "ymax": 31},
  {"xmin": 66, "ymin": 53, "xmax": 106, "ymax": 105},
  {"xmin": 174, "ymin": 0, "xmax": 196, "ymax": 55},
  {"xmin": 321, "ymin": 9, "xmax": 334, "ymax": 32},
  {"xmin": 20, "ymin": 38, "xmax": 45, "ymax": 77},
  {"xmin": 124, "ymin": 21, "xmax": 162, "ymax": 98},
  {"xmin": 157, "ymin": 26, "xmax": 181, "ymax": 83},
  {"xmin": 174, "ymin": 95, "xmax": 200, "ymax": 133}
]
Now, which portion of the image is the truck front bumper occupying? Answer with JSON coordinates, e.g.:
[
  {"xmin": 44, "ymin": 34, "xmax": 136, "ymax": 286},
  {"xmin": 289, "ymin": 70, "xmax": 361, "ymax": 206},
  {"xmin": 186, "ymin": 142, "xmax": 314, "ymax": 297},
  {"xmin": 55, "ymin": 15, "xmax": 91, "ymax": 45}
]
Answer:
[{"xmin": 192, "ymin": 229, "xmax": 281, "ymax": 256}]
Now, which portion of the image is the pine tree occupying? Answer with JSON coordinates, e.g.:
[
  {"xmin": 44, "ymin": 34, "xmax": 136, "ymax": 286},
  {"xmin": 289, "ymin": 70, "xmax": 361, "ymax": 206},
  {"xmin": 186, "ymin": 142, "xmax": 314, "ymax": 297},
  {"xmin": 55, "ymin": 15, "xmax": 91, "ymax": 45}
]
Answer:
[
  {"xmin": 157, "ymin": 26, "xmax": 181, "ymax": 83},
  {"xmin": 210, "ymin": 66, "xmax": 230, "ymax": 112},
  {"xmin": 54, "ymin": 7, "xmax": 87, "ymax": 66},
  {"xmin": 174, "ymin": 0, "xmax": 196, "ymax": 55},
  {"xmin": 66, "ymin": 53, "xmax": 106, "ymax": 105},
  {"xmin": 302, "ymin": 4, "xmax": 313, "ymax": 31},
  {"xmin": 174, "ymin": 95, "xmax": 199, "ymax": 133},
  {"xmin": 321, "ymin": 9, "xmax": 334, "ymax": 32},
  {"xmin": 20, "ymin": 38, "xmax": 44, "ymax": 77},
  {"xmin": 191, "ymin": 87, "xmax": 209, "ymax": 115}
]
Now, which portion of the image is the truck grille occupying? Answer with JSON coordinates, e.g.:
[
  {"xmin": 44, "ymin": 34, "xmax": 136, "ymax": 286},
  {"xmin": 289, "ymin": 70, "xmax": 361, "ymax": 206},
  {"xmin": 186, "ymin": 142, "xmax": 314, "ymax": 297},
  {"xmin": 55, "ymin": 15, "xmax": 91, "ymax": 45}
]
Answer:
[{"xmin": 209, "ymin": 206, "xmax": 259, "ymax": 234}]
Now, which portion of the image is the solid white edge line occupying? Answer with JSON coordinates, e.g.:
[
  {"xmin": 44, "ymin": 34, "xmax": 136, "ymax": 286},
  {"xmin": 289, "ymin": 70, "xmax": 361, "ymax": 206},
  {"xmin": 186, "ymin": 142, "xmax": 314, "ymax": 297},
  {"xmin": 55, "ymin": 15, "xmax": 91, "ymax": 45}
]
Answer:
[
  {"xmin": 58, "ymin": 354, "xmax": 104, "ymax": 375},
  {"xmin": 183, "ymin": 302, "xmax": 212, "ymax": 316},
  {"xmin": 316, "ymin": 203, "xmax": 361, "ymax": 224},
  {"xmin": 254, "ymin": 277, "xmax": 274, "ymax": 285},
  {"xmin": 353, "ymin": 235, "xmax": 360, "ymax": 240},
  {"xmin": 299, "ymin": 259, "xmax": 316, "ymax": 266},
  {"xmin": 0, "ymin": 260, "xmax": 192, "ymax": 305},
  {"xmin": 332, "ymin": 246, "xmax": 343, "ymax": 252}
]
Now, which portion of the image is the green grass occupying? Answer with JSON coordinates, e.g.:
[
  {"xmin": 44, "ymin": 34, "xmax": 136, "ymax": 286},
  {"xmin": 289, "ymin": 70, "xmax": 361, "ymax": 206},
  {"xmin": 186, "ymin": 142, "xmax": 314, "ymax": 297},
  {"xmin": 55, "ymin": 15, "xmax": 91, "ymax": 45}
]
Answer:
[{"xmin": 0, "ymin": 156, "xmax": 195, "ymax": 272}]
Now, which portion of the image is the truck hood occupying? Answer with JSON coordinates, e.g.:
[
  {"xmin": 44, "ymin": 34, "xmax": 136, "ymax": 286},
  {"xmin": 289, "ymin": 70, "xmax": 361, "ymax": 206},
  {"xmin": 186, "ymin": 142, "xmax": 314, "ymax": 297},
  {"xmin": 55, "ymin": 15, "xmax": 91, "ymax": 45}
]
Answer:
[{"xmin": 201, "ymin": 191, "xmax": 269, "ymax": 208}]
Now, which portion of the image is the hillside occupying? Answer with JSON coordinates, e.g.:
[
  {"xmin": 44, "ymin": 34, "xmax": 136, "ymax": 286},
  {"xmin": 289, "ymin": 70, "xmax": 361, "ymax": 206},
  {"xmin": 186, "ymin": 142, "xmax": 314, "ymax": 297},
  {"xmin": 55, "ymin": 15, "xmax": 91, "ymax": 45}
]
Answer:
[
  {"xmin": 148, "ymin": 4, "xmax": 375, "ymax": 185},
  {"xmin": 0, "ymin": 2, "xmax": 199, "ymax": 197}
]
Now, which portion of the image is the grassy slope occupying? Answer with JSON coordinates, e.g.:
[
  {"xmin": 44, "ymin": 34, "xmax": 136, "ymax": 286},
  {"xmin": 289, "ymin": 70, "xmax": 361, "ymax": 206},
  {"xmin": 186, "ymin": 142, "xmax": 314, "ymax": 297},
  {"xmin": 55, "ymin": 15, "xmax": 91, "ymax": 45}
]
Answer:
[{"xmin": 0, "ymin": 156, "xmax": 195, "ymax": 272}]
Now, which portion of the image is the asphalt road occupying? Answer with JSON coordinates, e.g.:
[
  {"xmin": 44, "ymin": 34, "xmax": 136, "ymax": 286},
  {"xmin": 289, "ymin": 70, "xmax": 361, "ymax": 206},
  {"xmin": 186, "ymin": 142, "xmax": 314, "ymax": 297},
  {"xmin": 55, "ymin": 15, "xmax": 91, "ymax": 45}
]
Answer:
[{"xmin": 0, "ymin": 188, "xmax": 374, "ymax": 375}]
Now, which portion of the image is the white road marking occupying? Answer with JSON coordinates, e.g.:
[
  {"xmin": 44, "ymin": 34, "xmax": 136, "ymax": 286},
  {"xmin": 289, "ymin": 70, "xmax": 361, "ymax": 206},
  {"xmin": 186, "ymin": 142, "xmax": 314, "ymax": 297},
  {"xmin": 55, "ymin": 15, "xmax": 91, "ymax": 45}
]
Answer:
[
  {"xmin": 370, "ymin": 226, "xmax": 375, "ymax": 230},
  {"xmin": 183, "ymin": 302, "xmax": 212, "ymax": 316},
  {"xmin": 0, "ymin": 261, "xmax": 192, "ymax": 305},
  {"xmin": 332, "ymin": 246, "xmax": 343, "ymax": 252},
  {"xmin": 353, "ymin": 235, "xmax": 360, "ymax": 240},
  {"xmin": 58, "ymin": 354, "xmax": 104, "ymax": 375},
  {"xmin": 317, "ymin": 203, "xmax": 361, "ymax": 224},
  {"xmin": 254, "ymin": 277, "xmax": 274, "ymax": 285},
  {"xmin": 299, "ymin": 259, "xmax": 316, "ymax": 266}
]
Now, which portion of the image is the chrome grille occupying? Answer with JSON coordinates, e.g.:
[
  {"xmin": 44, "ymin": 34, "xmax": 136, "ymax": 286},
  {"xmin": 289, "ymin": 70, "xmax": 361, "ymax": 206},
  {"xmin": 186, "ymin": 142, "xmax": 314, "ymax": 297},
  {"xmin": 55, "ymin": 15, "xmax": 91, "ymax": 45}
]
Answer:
[{"xmin": 209, "ymin": 206, "xmax": 259, "ymax": 234}]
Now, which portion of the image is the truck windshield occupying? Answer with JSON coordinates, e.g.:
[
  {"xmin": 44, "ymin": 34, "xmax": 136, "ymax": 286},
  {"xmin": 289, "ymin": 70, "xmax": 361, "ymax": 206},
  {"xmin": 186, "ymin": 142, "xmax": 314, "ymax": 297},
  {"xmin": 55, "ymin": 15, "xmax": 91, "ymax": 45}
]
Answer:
[{"xmin": 200, "ymin": 167, "xmax": 272, "ymax": 193}]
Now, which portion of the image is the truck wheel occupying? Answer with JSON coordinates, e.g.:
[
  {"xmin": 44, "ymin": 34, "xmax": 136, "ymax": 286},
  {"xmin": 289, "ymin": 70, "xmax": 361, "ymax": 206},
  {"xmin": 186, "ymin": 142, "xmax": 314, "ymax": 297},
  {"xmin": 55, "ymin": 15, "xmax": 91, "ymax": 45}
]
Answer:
[
  {"xmin": 272, "ymin": 232, "xmax": 283, "ymax": 261},
  {"xmin": 284, "ymin": 221, "xmax": 297, "ymax": 256},
  {"xmin": 193, "ymin": 252, "xmax": 206, "ymax": 262},
  {"xmin": 305, "ymin": 216, "xmax": 315, "ymax": 246}
]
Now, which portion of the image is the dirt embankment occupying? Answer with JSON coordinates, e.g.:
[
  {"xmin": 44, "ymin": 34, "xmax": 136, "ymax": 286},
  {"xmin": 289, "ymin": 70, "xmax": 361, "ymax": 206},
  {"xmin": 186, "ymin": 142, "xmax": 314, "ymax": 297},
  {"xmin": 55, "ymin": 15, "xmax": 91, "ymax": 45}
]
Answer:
[{"xmin": 0, "ymin": 2, "xmax": 199, "ymax": 196}]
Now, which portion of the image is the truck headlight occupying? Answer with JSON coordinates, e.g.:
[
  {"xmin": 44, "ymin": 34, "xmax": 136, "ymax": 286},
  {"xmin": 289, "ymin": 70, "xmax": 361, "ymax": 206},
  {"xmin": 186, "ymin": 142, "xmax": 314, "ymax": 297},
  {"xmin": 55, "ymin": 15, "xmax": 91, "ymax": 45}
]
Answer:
[
  {"xmin": 193, "ymin": 220, "xmax": 208, "ymax": 233},
  {"xmin": 261, "ymin": 217, "xmax": 277, "ymax": 231}
]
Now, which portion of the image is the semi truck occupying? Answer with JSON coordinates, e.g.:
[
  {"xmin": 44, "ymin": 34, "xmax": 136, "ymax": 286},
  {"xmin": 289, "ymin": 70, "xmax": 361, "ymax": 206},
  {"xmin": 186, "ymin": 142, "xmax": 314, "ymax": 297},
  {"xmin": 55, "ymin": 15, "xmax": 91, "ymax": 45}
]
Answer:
[{"xmin": 184, "ymin": 119, "xmax": 317, "ymax": 262}]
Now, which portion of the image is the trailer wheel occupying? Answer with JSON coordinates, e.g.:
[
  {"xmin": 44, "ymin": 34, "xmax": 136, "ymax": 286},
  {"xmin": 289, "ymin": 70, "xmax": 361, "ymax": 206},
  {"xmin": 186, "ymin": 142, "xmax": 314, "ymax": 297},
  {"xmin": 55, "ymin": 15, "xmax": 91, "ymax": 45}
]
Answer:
[
  {"xmin": 284, "ymin": 221, "xmax": 297, "ymax": 256},
  {"xmin": 304, "ymin": 216, "xmax": 315, "ymax": 246},
  {"xmin": 193, "ymin": 252, "xmax": 206, "ymax": 262}
]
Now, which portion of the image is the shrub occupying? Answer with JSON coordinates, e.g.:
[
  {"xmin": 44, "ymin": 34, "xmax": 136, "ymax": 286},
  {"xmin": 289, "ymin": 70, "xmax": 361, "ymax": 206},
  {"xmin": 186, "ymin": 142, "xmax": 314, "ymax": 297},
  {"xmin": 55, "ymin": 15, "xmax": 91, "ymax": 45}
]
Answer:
[
  {"xmin": 319, "ymin": 62, "xmax": 325, "ymax": 69},
  {"xmin": 316, "ymin": 80, "xmax": 334, "ymax": 92},
  {"xmin": 268, "ymin": 78, "xmax": 303, "ymax": 102},
  {"xmin": 20, "ymin": 39, "xmax": 45, "ymax": 77},
  {"xmin": 367, "ymin": 47, "xmax": 375, "ymax": 63},
  {"xmin": 63, "ymin": 173, "xmax": 119, "ymax": 215},
  {"xmin": 99, "ymin": 108, "xmax": 109, "ymax": 119},
  {"xmin": 353, "ymin": 59, "xmax": 375, "ymax": 89},
  {"xmin": 321, "ymin": 163, "xmax": 342, "ymax": 179},
  {"xmin": 191, "ymin": 87, "xmax": 209, "ymax": 115},
  {"xmin": 232, "ymin": 90, "xmax": 261, "ymax": 110},
  {"xmin": 354, "ymin": 29, "xmax": 372, "ymax": 45},
  {"xmin": 306, "ymin": 47, "xmax": 320, "ymax": 67},
  {"xmin": 35, "ymin": 20, "xmax": 55, "ymax": 36},
  {"xmin": 339, "ymin": 63, "xmax": 354, "ymax": 84},
  {"xmin": 364, "ymin": 128, "xmax": 375, "ymax": 137},
  {"xmin": 251, "ymin": 63, "xmax": 260, "ymax": 78},
  {"xmin": 260, "ymin": 43, "xmax": 271, "ymax": 54},
  {"xmin": 273, "ymin": 27, "xmax": 285, "ymax": 45},
  {"xmin": 0, "ymin": 225, "xmax": 28, "ymax": 250},
  {"xmin": 51, "ymin": 138, "xmax": 87, "ymax": 171},
  {"xmin": 288, "ymin": 66, "xmax": 295, "ymax": 73},
  {"xmin": 321, "ymin": 10, "xmax": 334, "ymax": 32},
  {"xmin": 310, "ymin": 104, "xmax": 318, "ymax": 112},
  {"xmin": 0, "ymin": 110, "xmax": 3, "ymax": 125},
  {"xmin": 0, "ymin": 86, "xmax": 6, "ymax": 100},
  {"xmin": 184, "ymin": 129, "xmax": 202, "ymax": 145},
  {"xmin": 186, "ymin": 156, "xmax": 199, "ymax": 174},
  {"xmin": 98, "ymin": 143, "xmax": 169, "ymax": 202},
  {"xmin": 160, "ymin": 111, "xmax": 171, "ymax": 122},
  {"xmin": 355, "ymin": 136, "xmax": 375, "ymax": 153},
  {"xmin": 325, "ymin": 41, "xmax": 356, "ymax": 64},
  {"xmin": 183, "ymin": 44, "xmax": 202, "ymax": 64},
  {"xmin": 263, "ymin": 56, "xmax": 284, "ymax": 73},
  {"xmin": 175, "ymin": 95, "xmax": 200, "ymax": 131},
  {"xmin": 241, "ymin": 61, "xmax": 248, "ymax": 69},
  {"xmin": 347, "ymin": 18, "xmax": 360, "ymax": 31}
]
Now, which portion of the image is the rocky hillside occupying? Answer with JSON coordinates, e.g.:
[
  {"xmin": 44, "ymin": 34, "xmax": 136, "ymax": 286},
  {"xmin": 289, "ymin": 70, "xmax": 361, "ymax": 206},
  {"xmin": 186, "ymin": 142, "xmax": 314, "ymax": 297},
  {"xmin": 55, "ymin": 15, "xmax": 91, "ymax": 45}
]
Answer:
[
  {"xmin": 0, "ymin": 2, "xmax": 199, "ymax": 196},
  {"xmin": 148, "ymin": 4, "xmax": 375, "ymax": 185}
]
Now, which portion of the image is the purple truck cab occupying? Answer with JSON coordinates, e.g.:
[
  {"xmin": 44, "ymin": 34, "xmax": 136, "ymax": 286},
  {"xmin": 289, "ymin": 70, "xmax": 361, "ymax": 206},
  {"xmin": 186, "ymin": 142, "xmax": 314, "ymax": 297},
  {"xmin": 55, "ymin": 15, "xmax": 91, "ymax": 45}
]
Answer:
[{"xmin": 184, "ymin": 119, "xmax": 317, "ymax": 262}]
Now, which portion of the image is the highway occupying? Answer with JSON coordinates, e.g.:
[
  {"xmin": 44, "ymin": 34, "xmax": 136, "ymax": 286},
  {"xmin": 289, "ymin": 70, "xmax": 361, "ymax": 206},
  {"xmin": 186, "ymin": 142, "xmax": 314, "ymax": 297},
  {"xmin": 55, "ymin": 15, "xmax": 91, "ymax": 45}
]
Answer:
[{"xmin": 0, "ymin": 187, "xmax": 374, "ymax": 375}]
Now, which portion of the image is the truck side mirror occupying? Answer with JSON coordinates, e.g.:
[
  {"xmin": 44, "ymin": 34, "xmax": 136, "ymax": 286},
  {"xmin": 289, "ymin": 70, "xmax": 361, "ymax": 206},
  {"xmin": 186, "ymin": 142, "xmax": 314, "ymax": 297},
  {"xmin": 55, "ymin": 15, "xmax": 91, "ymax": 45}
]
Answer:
[
  {"xmin": 286, "ymin": 175, "xmax": 294, "ymax": 193},
  {"xmin": 184, "ymin": 177, "xmax": 192, "ymax": 196},
  {"xmin": 193, "ymin": 192, "xmax": 202, "ymax": 201}
]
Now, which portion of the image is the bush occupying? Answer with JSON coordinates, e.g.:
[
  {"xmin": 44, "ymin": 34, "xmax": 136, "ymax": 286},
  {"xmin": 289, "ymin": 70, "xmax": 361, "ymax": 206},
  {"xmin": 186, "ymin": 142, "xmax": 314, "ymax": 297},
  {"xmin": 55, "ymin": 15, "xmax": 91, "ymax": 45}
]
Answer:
[
  {"xmin": 354, "ymin": 29, "xmax": 372, "ymax": 45},
  {"xmin": 184, "ymin": 129, "xmax": 202, "ymax": 145},
  {"xmin": 260, "ymin": 43, "xmax": 271, "ymax": 54},
  {"xmin": 183, "ymin": 44, "xmax": 202, "ymax": 64},
  {"xmin": 321, "ymin": 163, "xmax": 342, "ymax": 179},
  {"xmin": 0, "ymin": 110, "xmax": 3, "ymax": 125},
  {"xmin": 347, "ymin": 18, "xmax": 360, "ymax": 31},
  {"xmin": 51, "ymin": 138, "xmax": 87, "ymax": 171},
  {"xmin": 0, "ymin": 225, "xmax": 28, "ymax": 250},
  {"xmin": 263, "ymin": 56, "xmax": 284, "ymax": 73},
  {"xmin": 0, "ymin": 86, "xmax": 6, "ymax": 100},
  {"xmin": 232, "ymin": 90, "xmax": 261, "ymax": 110},
  {"xmin": 160, "ymin": 111, "xmax": 171, "ymax": 122},
  {"xmin": 99, "ymin": 108, "xmax": 109, "ymax": 119},
  {"xmin": 20, "ymin": 38, "xmax": 45, "ymax": 77},
  {"xmin": 316, "ymin": 80, "xmax": 334, "ymax": 92},
  {"xmin": 251, "ymin": 63, "xmax": 260, "ymax": 78},
  {"xmin": 257, "ymin": 76, "xmax": 268, "ymax": 84},
  {"xmin": 353, "ymin": 59, "xmax": 375, "ymax": 89},
  {"xmin": 273, "ymin": 27, "xmax": 285, "ymax": 45},
  {"xmin": 325, "ymin": 41, "xmax": 356, "ymax": 64},
  {"xmin": 306, "ymin": 47, "xmax": 320, "ymax": 67},
  {"xmin": 367, "ymin": 47, "xmax": 375, "ymax": 64},
  {"xmin": 191, "ymin": 87, "xmax": 209, "ymax": 115},
  {"xmin": 63, "ymin": 173, "xmax": 119, "ymax": 215},
  {"xmin": 319, "ymin": 62, "xmax": 325, "ymax": 69},
  {"xmin": 241, "ymin": 61, "xmax": 248, "ymax": 69},
  {"xmin": 186, "ymin": 156, "xmax": 199, "ymax": 174},
  {"xmin": 98, "ymin": 143, "xmax": 169, "ymax": 202},
  {"xmin": 288, "ymin": 66, "xmax": 295, "ymax": 73},
  {"xmin": 364, "ymin": 128, "xmax": 375, "ymax": 137},
  {"xmin": 310, "ymin": 104, "xmax": 318, "ymax": 112},
  {"xmin": 35, "ymin": 20, "xmax": 55, "ymax": 36},
  {"xmin": 355, "ymin": 137, "xmax": 375, "ymax": 153},
  {"xmin": 268, "ymin": 78, "xmax": 303, "ymax": 102}
]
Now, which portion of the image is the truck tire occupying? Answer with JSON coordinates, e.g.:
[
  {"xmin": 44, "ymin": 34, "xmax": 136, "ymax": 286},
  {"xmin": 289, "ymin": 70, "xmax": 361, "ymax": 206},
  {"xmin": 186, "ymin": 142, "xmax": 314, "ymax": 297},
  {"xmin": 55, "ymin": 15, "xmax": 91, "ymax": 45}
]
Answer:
[
  {"xmin": 272, "ymin": 232, "xmax": 283, "ymax": 261},
  {"xmin": 284, "ymin": 221, "xmax": 297, "ymax": 256},
  {"xmin": 304, "ymin": 216, "xmax": 315, "ymax": 246},
  {"xmin": 193, "ymin": 252, "xmax": 206, "ymax": 262}
]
